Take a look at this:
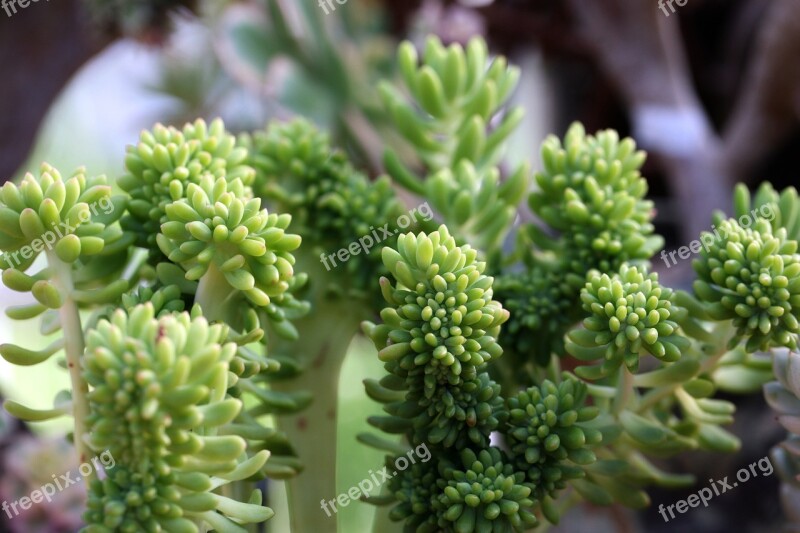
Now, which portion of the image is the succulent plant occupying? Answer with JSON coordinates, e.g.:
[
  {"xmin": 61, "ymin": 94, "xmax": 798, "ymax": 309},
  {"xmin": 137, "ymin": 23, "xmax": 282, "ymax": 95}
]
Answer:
[
  {"xmin": 364, "ymin": 225, "xmax": 509, "ymax": 398},
  {"xmin": 82, "ymin": 304, "xmax": 272, "ymax": 532},
  {"xmin": 0, "ymin": 163, "xmax": 129, "ymax": 273},
  {"xmin": 434, "ymin": 447, "xmax": 538, "ymax": 533},
  {"xmin": 494, "ymin": 123, "xmax": 663, "ymax": 373},
  {"xmin": 3, "ymin": 30, "xmax": 799, "ymax": 533},
  {"xmin": 505, "ymin": 378, "xmax": 602, "ymax": 501},
  {"xmin": 119, "ymin": 119, "xmax": 254, "ymax": 257},
  {"xmin": 567, "ymin": 264, "xmax": 690, "ymax": 376},
  {"xmin": 529, "ymin": 122, "xmax": 662, "ymax": 274},
  {"xmin": 157, "ymin": 174, "xmax": 300, "ymax": 313},
  {"xmin": 243, "ymin": 118, "xmax": 406, "ymax": 299},
  {"xmin": 494, "ymin": 266, "xmax": 583, "ymax": 366},
  {"xmin": 693, "ymin": 217, "xmax": 800, "ymax": 352},
  {"xmin": 380, "ymin": 36, "xmax": 523, "ymax": 180}
]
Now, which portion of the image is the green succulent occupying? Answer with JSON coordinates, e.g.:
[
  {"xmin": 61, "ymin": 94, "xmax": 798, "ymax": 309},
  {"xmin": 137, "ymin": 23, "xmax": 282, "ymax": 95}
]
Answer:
[
  {"xmin": 242, "ymin": 118, "xmax": 333, "ymax": 203},
  {"xmin": 119, "ymin": 118, "xmax": 254, "ymax": 256},
  {"xmin": 244, "ymin": 118, "xmax": 406, "ymax": 297},
  {"xmin": 119, "ymin": 284, "xmax": 186, "ymax": 316},
  {"xmin": 434, "ymin": 447, "xmax": 538, "ymax": 533},
  {"xmin": 157, "ymin": 174, "xmax": 301, "ymax": 313},
  {"xmin": 379, "ymin": 36, "xmax": 528, "ymax": 255},
  {"xmin": 693, "ymin": 218, "xmax": 800, "ymax": 352},
  {"xmin": 386, "ymin": 461, "xmax": 440, "ymax": 531},
  {"xmin": 567, "ymin": 265, "xmax": 690, "ymax": 377},
  {"xmin": 505, "ymin": 378, "xmax": 601, "ymax": 502},
  {"xmin": 721, "ymin": 182, "xmax": 800, "ymax": 242},
  {"xmin": 381, "ymin": 36, "xmax": 523, "ymax": 184},
  {"xmin": 414, "ymin": 372, "xmax": 504, "ymax": 449},
  {"xmin": 494, "ymin": 124, "xmax": 664, "ymax": 372},
  {"xmin": 425, "ymin": 161, "xmax": 529, "ymax": 254},
  {"xmin": 364, "ymin": 225, "xmax": 509, "ymax": 397},
  {"xmin": 0, "ymin": 163, "xmax": 128, "ymax": 272},
  {"xmin": 528, "ymin": 123, "xmax": 662, "ymax": 273},
  {"xmin": 82, "ymin": 304, "xmax": 272, "ymax": 532},
  {"xmin": 494, "ymin": 266, "xmax": 584, "ymax": 366}
]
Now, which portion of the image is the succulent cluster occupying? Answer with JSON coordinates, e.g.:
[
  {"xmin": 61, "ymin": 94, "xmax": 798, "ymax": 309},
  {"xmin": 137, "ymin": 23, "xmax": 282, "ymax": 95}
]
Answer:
[
  {"xmin": 505, "ymin": 379, "xmax": 601, "ymax": 502},
  {"xmin": 381, "ymin": 36, "xmax": 522, "ymax": 178},
  {"xmin": 83, "ymin": 305, "xmax": 271, "ymax": 531},
  {"xmin": 119, "ymin": 118, "xmax": 254, "ymax": 257},
  {"xmin": 567, "ymin": 265, "xmax": 690, "ymax": 376},
  {"xmin": 0, "ymin": 118, "xmax": 308, "ymax": 532},
  {"xmin": 496, "ymin": 123, "xmax": 662, "ymax": 369},
  {"xmin": 434, "ymin": 448, "xmax": 538, "ymax": 533},
  {"xmin": 0, "ymin": 164, "xmax": 129, "ymax": 273},
  {"xmin": 4, "ymin": 29, "xmax": 800, "ymax": 533},
  {"xmin": 158, "ymin": 175, "xmax": 300, "ymax": 309},
  {"xmin": 493, "ymin": 267, "xmax": 582, "ymax": 367},
  {"xmin": 425, "ymin": 161, "xmax": 529, "ymax": 255},
  {"xmin": 722, "ymin": 181, "xmax": 800, "ymax": 243},
  {"xmin": 364, "ymin": 227, "xmax": 508, "ymax": 449},
  {"xmin": 243, "ymin": 118, "xmax": 405, "ymax": 299},
  {"xmin": 380, "ymin": 36, "xmax": 529, "ymax": 255},
  {"xmin": 693, "ymin": 218, "xmax": 800, "ymax": 352},
  {"xmin": 529, "ymin": 124, "xmax": 659, "ymax": 272},
  {"xmin": 363, "ymin": 228, "xmax": 614, "ymax": 531}
]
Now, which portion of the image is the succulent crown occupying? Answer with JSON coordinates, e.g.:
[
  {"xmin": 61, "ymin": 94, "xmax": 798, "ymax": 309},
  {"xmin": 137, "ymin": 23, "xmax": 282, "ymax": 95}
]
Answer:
[
  {"xmin": 693, "ymin": 218, "xmax": 800, "ymax": 351},
  {"xmin": 119, "ymin": 118, "xmax": 254, "ymax": 252}
]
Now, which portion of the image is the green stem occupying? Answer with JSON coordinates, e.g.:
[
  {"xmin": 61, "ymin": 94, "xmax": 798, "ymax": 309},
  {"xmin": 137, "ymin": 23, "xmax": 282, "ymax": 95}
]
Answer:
[
  {"xmin": 612, "ymin": 367, "xmax": 634, "ymax": 415},
  {"xmin": 270, "ymin": 277, "xmax": 366, "ymax": 532},
  {"xmin": 195, "ymin": 262, "xmax": 239, "ymax": 324},
  {"xmin": 545, "ymin": 355, "xmax": 561, "ymax": 383},
  {"xmin": 636, "ymin": 338, "xmax": 730, "ymax": 413},
  {"xmin": 46, "ymin": 251, "xmax": 94, "ymax": 482}
]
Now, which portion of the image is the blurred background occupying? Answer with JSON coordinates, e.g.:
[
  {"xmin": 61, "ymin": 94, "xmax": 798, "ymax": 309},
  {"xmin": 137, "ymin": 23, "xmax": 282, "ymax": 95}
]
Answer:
[{"xmin": 1, "ymin": 0, "xmax": 798, "ymax": 531}]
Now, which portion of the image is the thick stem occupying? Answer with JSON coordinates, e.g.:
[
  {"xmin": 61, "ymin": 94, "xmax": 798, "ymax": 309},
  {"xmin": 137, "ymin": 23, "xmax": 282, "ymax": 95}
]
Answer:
[
  {"xmin": 612, "ymin": 367, "xmax": 634, "ymax": 415},
  {"xmin": 46, "ymin": 251, "xmax": 94, "ymax": 481},
  {"xmin": 271, "ymin": 284, "xmax": 366, "ymax": 532},
  {"xmin": 195, "ymin": 262, "xmax": 239, "ymax": 324}
]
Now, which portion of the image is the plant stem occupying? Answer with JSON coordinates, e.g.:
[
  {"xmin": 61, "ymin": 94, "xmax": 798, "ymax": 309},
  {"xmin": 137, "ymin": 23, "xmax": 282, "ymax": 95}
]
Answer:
[
  {"xmin": 46, "ymin": 251, "xmax": 94, "ymax": 482},
  {"xmin": 270, "ymin": 269, "xmax": 366, "ymax": 532},
  {"xmin": 195, "ymin": 262, "xmax": 239, "ymax": 324},
  {"xmin": 612, "ymin": 367, "xmax": 634, "ymax": 415}
]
